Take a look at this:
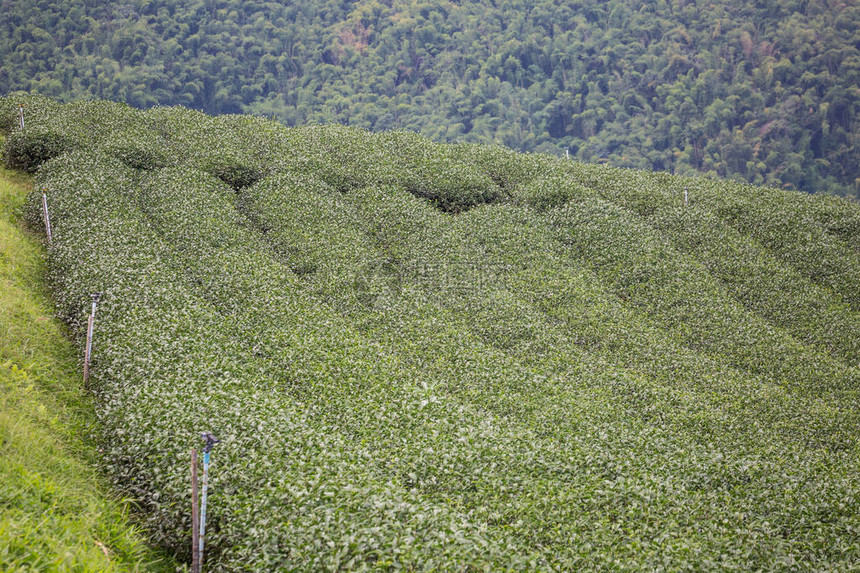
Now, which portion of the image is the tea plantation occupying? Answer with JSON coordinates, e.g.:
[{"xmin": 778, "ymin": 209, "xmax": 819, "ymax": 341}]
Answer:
[{"xmin": 2, "ymin": 96, "xmax": 859, "ymax": 571}]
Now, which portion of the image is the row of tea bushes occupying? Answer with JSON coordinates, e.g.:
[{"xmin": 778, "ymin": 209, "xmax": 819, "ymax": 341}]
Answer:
[
  {"xmin": 135, "ymin": 166, "xmax": 738, "ymax": 569},
  {"xmin": 3, "ymin": 95, "xmax": 512, "ymax": 212},
  {"xmin": 243, "ymin": 169, "xmax": 860, "ymax": 568},
  {"xmin": 239, "ymin": 170, "xmax": 860, "ymax": 561},
  {"xmin": 560, "ymin": 163, "xmax": 860, "ymax": 366},
  {"xmin": 36, "ymin": 152, "xmax": 553, "ymax": 570},
  {"xmin": 562, "ymin": 163, "xmax": 860, "ymax": 312}
]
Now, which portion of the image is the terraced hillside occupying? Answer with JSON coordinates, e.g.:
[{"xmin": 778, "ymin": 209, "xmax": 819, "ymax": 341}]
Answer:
[{"xmin": 2, "ymin": 95, "xmax": 859, "ymax": 571}]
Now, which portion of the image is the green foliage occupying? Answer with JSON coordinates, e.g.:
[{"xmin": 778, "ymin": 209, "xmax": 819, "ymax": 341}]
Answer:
[
  {"xmin": 0, "ymin": 97, "xmax": 20, "ymax": 134},
  {"xmin": 5, "ymin": 131, "xmax": 75, "ymax": 173},
  {"xmin": 3, "ymin": 99, "xmax": 860, "ymax": 570},
  {"xmin": 1, "ymin": 0, "xmax": 858, "ymax": 198}
]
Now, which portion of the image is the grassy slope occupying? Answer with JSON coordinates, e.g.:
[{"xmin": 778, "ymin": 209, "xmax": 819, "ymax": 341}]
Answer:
[{"xmin": 0, "ymin": 151, "xmax": 170, "ymax": 571}]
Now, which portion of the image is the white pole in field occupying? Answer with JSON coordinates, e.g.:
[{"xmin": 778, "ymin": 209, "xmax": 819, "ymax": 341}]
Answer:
[
  {"xmin": 564, "ymin": 146, "xmax": 570, "ymax": 159},
  {"xmin": 684, "ymin": 187, "xmax": 688, "ymax": 206},
  {"xmin": 41, "ymin": 190, "xmax": 52, "ymax": 244},
  {"xmin": 83, "ymin": 292, "xmax": 101, "ymax": 388},
  {"xmin": 18, "ymin": 104, "xmax": 24, "ymax": 131}
]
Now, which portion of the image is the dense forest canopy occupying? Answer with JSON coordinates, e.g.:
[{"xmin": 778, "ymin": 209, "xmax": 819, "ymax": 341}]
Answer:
[{"xmin": 1, "ymin": 0, "xmax": 858, "ymax": 198}]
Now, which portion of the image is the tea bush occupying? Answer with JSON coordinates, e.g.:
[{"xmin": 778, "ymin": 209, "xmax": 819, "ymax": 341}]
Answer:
[{"xmin": 3, "ymin": 98, "xmax": 860, "ymax": 571}]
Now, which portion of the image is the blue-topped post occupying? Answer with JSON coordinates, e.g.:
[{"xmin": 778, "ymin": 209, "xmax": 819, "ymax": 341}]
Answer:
[{"xmin": 198, "ymin": 432, "xmax": 219, "ymax": 571}]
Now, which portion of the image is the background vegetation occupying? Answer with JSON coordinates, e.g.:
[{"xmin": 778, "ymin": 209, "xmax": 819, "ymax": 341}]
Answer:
[
  {"xmin": 2, "ymin": 96, "xmax": 859, "ymax": 570},
  {"xmin": 1, "ymin": 0, "xmax": 858, "ymax": 198}
]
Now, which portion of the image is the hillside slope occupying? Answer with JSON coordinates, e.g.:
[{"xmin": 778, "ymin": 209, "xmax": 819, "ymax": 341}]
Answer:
[
  {"xmin": 2, "ymin": 96, "xmax": 860, "ymax": 570},
  {"xmin": 1, "ymin": 0, "xmax": 858, "ymax": 197},
  {"xmin": 0, "ymin": 148, "xmax": 170, "ymax": 571}
]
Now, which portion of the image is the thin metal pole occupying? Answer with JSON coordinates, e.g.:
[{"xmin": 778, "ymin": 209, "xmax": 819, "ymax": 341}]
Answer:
[
  {"xmin": 198, "ymin": 433, "xmax": 219, "ymax": 572},
  {"xmin": 18, "ymin": 104, "xmax": 24, "ymax": 131},
  {"xmin": 83, "ymin": 315, "xmax": 94, "ymax": 387},
  {"xmin": 41, "ymin": 190, "xmax": 52, "ymax": 244},
  {"xmin": 684, "ymin": 187, "xmax": 688, "ymax": 206},
  {"xmin": 83, "ymin": 293, "xmax": 101, "ymax": 388},
  {"xmin": 191, "ymin": 449, "xmax": 200, "ymax": 573},
  {"xmin": 564, "ymin": 146, "xmax": 570, "ymax": 159},
  {"xmin": 199, "ymin": 450, "xmax": 210, "ymax": 569}
]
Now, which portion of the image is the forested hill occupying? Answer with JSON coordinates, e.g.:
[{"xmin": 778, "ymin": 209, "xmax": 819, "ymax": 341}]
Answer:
[{"xmin": 1, "ymin": 0, "xmax": 858, "ymax": 198}]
